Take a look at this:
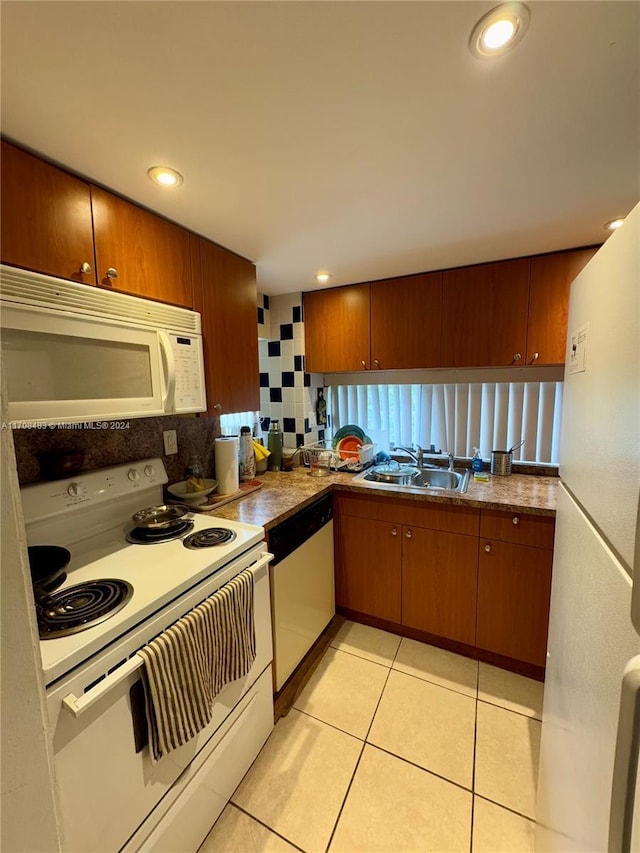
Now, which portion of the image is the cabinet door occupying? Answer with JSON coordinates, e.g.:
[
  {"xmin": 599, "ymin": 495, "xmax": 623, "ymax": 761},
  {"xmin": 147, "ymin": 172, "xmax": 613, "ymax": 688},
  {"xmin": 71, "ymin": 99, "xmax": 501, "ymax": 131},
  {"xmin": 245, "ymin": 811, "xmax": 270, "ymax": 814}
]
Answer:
[
  {"xmin": 334, "ymin": 513, "xmax": 402, "ymax": 622},
  {"xmin": 1, "ymin": 141, "xmax": 96, "ymax": 284},
  {"xmin": 477, "ymin": 540, "xmax": 552, "ymax": 667},
  {"xmin": 91, "ymin": 187, "xmax": 193, "ymax": 307},
  {"xmin": 193, "ymin": 236, "xmax": 259, "ymax": 415},
  {"xmin": 304, "ymin": 284, "xmax": 371, "ymax": 372},
  {"xmin": 527, "ymin": 248, "xmax": 597, "ymax": 365},
  {"xmin": 441, "ymin": 259, "xmax": 530, "ymax": 367},
  {"xmin": 402, "ymin": 527, "xmax": 478, "ymax": 645},
  {"xmin": 370, "ymin": 272, "xmax": 442, "ymax": 369}
]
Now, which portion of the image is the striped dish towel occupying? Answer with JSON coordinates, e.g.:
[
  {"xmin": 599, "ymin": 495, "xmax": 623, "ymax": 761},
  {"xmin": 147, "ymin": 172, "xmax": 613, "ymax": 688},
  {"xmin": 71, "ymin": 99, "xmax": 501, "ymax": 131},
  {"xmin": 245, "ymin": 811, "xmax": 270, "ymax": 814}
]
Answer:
[{"xmin": 139, "ymin": 569, "xmax": 256, "ymax": 762}]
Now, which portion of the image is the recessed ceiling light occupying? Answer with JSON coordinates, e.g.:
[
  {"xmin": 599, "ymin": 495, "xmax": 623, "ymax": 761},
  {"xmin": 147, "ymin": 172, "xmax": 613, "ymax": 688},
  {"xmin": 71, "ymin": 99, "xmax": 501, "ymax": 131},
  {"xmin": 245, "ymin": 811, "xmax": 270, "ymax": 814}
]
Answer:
[
  {"xmin": 147, "ymin": 166, "xmax": 184, "ymax": 188},
  {"xmin": 604, "ymin": 217, "xmax": 625, "ymax": 231},
  {"xmin": 469, "ymin": 2, "xmax": 531, "ymax": 59},
  {"xmin": 315, "ymin": 272, "xmax": 332, "ymax": 283}
]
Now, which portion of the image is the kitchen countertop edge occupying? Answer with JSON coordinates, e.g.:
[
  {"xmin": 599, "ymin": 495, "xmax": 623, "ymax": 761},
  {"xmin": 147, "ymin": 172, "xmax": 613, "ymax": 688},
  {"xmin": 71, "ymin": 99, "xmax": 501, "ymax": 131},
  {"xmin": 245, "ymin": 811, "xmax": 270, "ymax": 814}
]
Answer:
[{"xmin": 199, "ymin": 468, "xmax": 558, "ymax": 531}]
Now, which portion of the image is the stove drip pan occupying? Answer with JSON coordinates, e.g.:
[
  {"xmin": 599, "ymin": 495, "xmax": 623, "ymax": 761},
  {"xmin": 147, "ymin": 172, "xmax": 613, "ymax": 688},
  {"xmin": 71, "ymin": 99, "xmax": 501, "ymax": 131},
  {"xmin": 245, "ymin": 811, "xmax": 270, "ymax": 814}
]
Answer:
[
  {"xmin": 183, "ymin": 528, "xmax": 237, "ymax": 549},
  {"xmin": 126, "ymin": 519, "xmax": 195, "ymax": 544},
  {"xmin": 38, "ymin": 579, "xmax": 133, "ymax": 639}
]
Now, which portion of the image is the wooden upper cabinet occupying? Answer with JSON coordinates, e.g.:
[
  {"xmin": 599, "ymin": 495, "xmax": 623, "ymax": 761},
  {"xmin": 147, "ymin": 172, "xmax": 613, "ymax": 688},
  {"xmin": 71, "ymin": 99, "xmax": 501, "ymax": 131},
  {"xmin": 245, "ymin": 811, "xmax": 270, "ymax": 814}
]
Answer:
[
  {"xmin": 192, "ymin": 236, "xmax": 259, "ymax": 416},
  {"xmin": 1, "ymin": 140, "xmax": 96, "ymax": 284},
  {"xmin": 304, "ymin": 283, "xmax": 371, "ymax": 372},
  {"xmin": 91, "ymin": 187, "xmax": 193, "ymax": 308},
  {"xmin": 370, "ymin": 272, "xmax": 442, "ymax": 369},
  {"xmin": 527, "ymin": 248, "xmax": 597, "ymax": 365},
  {"xmin": 442, "ymin": 258, "xmax": 530, "ymax": 367}
]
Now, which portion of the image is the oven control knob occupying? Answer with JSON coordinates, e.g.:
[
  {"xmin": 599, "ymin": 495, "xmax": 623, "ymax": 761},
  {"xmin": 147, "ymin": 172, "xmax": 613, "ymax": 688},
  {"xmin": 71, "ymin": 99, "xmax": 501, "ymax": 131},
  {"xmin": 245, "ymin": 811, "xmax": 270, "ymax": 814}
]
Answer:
[
  {"xmin": 127, "ymin": 468, "xmax": 140, "ymax": 482},
  {"xmin": 67, "ymin": 482, "xmax": 86, "ymax": 498},
  {"xmin": 144, "ymin": 465, "xmax": 156, "ymax": 479}
]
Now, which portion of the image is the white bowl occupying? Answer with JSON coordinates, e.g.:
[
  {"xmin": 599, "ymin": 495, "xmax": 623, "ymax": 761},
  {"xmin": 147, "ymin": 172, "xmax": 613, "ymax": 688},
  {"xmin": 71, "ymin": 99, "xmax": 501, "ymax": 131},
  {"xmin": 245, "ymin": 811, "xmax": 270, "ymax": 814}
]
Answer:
[{"xmin": 167, "ymin": 479, "xmax": 218, "ymax": 506}]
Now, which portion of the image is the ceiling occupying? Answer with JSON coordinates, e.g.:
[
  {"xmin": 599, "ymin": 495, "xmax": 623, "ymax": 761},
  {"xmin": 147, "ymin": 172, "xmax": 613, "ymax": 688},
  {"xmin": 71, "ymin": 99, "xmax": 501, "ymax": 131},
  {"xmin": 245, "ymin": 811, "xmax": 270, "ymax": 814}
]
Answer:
[{"xmin": 1, "ymin": 1, "xmax": 638, "ymax": 295}]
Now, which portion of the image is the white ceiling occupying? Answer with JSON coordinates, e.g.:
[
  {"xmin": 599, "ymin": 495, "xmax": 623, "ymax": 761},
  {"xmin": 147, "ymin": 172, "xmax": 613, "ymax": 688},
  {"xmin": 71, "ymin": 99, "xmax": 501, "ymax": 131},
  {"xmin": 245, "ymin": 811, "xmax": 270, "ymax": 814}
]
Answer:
[{"xmin": 1, "ymin": 1, "xmax": 638, "ymax": 295}]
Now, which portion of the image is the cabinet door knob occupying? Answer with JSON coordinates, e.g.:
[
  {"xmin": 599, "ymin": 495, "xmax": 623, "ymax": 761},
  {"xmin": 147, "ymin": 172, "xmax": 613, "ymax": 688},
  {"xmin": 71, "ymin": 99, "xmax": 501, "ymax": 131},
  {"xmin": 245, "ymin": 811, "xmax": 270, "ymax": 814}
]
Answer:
[
  {"xmin": 391, "ymin": 528, "xmax": 398, "ymax": 536},
  {"xmin": 80, "ymin": 262, "xmax": 92, "ymax": 275},
  {"xmin": 529, "ymin": 352, "xmax": 539, "ymax": 364},
  {"xmin": 213, "ymin": 403, "xmax": 222, "ymax": 413},
  {"xmin": 373, "ymin": 359, "xmax": 380, "ymax": 367},
  {"xmin": 484, "ymin": 543, "xmax": 492, "ymax": 553},
  {"xmin": 361, "ymin": 360, "xmax": 367, "ymax": 369},
  {"xmin": 405, "ymin": 530, "xmax": 412, "ymax": 539},
  {"xmin": 512, "ymin": 353, "xmax": 522, "ymax": 363},
  {"xmin": 512, "ymin": 516, "xmax": 520, "ymax": 526},
  {"xmin": 106, "ymin": 267, "xmax": 119, "ymax": 279}
]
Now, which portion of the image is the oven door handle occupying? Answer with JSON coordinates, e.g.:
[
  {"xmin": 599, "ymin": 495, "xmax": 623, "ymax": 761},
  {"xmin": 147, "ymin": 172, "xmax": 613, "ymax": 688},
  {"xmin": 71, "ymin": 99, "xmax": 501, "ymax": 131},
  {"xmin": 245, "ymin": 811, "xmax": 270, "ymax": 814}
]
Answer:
[
  {"xmin": 61, "ymin": 550, "xmax": 272, "ymax": 718},
  {"xmin": 62, "ymin": 654, "xmax": 143, "ymax": 718}
]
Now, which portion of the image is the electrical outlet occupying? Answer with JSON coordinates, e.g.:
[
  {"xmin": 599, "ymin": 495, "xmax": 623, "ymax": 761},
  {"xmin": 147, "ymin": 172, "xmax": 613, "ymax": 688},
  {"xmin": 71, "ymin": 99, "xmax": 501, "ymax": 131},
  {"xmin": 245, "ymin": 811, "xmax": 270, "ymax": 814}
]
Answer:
[{"xmin": 163, "ymin": 430, "xmax": 178, "ymax": 455}]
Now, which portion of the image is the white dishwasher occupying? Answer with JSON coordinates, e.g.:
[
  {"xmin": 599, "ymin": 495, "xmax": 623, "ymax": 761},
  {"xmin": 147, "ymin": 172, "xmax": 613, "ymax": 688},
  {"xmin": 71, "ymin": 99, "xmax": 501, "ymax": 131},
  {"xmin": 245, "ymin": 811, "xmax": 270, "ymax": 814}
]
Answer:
[{"xmin": 268, "ymin": 494, "xmax": 335, "ymax": 691}]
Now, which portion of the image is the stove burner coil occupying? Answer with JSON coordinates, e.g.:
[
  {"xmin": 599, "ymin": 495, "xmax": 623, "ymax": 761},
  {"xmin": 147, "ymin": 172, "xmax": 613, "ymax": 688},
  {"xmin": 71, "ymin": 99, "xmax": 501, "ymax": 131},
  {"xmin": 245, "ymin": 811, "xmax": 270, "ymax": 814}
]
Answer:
[
  {"xmin": 183, "ymin": 528, "xmax": 237, "ymax": 549},
  {"xmin": 37, "ymin": 579, "xmax": 133, "ymax": 639},
  {"xmin": 126, "ymin": 519, "xmax": 195, "ymax": 544}
]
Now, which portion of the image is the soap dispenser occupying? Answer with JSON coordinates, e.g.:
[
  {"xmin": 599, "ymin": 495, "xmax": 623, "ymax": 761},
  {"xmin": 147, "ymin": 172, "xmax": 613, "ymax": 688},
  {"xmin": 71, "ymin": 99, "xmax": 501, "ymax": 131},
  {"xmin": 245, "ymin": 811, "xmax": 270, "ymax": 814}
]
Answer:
[{"xmin": 471, "ymin": 447, "xmax": 484, "ymax": 473}]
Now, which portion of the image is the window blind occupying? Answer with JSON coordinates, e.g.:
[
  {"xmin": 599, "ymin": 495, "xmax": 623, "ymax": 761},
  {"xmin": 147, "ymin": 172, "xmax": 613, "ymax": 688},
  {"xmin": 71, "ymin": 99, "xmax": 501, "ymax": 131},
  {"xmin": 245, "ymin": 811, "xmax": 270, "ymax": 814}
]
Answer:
[{"xmin": 328, "ymin": 381, "xmax": 563, "ymax": 464}]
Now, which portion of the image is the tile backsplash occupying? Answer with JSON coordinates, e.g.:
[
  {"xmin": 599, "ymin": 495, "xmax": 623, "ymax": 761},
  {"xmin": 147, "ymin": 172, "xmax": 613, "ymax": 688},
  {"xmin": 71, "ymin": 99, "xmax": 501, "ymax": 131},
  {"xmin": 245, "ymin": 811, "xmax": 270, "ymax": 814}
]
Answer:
[
  {"xmin": 257, "ymin": 292, "xmax": 325, "ymax": 450},
  {"xmin": 13, "ymin": 414, "xmax": 220, "ymax": 486}
]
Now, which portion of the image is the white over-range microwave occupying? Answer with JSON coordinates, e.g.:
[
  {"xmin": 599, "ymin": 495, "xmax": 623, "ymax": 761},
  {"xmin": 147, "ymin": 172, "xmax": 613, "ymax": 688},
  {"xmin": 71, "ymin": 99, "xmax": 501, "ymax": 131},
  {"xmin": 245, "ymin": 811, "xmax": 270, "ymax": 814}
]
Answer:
[{"xmin": 0, "ymin": 265, "xmax": 207, "ymax": 425}]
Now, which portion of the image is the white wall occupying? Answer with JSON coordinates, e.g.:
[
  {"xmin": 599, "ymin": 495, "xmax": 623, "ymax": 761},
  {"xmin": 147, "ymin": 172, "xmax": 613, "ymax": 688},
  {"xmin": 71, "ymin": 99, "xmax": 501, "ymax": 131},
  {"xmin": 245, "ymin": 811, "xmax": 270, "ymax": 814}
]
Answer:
[{"xmin": 1, "ymin": 382, "xmax": 60, "ymax": 852}]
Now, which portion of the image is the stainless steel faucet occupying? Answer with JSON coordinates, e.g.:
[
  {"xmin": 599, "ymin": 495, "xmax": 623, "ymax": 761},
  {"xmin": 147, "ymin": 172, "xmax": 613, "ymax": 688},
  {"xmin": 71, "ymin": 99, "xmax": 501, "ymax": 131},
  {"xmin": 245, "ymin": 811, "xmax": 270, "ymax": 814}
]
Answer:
[
  {"xmin": 447, "ymin": 452, "xmax": 455, "ymax": 471},
  {"xmin": 392, "ymin": 444, "xmax": 424, "ymax": 467}
]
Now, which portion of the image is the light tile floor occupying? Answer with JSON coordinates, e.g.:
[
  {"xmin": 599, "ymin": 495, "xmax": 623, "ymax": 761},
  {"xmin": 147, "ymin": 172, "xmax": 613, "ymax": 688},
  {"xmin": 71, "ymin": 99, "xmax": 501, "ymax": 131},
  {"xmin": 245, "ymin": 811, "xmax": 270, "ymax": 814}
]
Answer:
[{"xmin": 201, "ymin": 621, "xmax": 543, "ymax": 853}]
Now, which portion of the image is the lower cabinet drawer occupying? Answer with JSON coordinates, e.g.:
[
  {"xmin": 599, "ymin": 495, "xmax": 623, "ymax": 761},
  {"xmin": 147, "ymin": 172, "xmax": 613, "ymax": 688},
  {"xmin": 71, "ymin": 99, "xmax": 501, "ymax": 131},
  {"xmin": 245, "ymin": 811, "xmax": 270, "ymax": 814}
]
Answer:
[{"xmin": 480, "ymin": 508, "xmax": 555, "ymax": 549}]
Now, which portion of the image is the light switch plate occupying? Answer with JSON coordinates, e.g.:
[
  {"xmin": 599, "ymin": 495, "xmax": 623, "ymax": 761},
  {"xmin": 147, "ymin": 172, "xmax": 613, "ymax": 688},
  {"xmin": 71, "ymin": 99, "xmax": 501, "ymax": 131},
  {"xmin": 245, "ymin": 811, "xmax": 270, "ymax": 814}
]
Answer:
[{"xmin": 163, "ymin": 429, "xmax": 178, "ymax": 455}]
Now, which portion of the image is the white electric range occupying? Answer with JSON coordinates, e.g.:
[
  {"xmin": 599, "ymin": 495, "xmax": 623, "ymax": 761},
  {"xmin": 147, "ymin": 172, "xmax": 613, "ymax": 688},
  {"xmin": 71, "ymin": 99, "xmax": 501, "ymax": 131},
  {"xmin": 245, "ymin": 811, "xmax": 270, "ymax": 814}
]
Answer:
[{"xmin": 21, "ymin": 458, "xmax": 274, "ymax": 853}]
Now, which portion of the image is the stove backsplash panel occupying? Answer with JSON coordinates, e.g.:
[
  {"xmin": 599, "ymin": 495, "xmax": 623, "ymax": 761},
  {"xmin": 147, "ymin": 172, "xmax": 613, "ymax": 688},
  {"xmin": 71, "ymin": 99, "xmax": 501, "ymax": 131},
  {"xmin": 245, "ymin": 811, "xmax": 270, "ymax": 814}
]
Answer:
[{"xmin": 13, "ymin": 415, "xmax": 221, "ymax": 486}]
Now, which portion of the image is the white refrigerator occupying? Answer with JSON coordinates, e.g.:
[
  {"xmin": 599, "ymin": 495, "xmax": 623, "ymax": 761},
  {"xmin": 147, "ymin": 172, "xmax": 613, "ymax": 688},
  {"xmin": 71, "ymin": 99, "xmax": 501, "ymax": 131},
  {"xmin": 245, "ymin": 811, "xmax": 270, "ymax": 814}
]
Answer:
[{"xmin": 536, "ymin": 202, "xmax": 640, "ymax": 852}]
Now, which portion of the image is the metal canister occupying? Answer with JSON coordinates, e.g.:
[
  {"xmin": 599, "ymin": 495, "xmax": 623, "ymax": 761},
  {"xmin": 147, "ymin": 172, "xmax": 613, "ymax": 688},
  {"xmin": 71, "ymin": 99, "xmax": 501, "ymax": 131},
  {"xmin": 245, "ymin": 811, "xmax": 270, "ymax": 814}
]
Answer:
[{"xmin": 491, "ymin": 450, "xmax": 513, "ymax": 476}]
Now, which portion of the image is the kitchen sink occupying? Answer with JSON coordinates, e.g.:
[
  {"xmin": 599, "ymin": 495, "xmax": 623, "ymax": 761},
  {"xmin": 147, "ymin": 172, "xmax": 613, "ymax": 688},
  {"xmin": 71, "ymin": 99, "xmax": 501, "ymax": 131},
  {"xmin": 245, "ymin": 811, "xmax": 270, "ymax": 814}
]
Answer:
[{"xmin": 353, "ymin": 466, "xmax": 470, "ymax": 493}]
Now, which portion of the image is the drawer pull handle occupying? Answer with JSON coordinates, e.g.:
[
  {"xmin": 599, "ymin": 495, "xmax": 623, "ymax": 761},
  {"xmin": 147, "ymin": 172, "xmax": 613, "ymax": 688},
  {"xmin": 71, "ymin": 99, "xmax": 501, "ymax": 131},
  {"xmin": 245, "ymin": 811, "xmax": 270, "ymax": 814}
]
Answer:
[
  {"xmin": 484, "ymin": 543, "xmax": 492, "ymax": 553},
  {"xmin": 512, "ymin": 516, "xmax": 520, "ymax": 526}
]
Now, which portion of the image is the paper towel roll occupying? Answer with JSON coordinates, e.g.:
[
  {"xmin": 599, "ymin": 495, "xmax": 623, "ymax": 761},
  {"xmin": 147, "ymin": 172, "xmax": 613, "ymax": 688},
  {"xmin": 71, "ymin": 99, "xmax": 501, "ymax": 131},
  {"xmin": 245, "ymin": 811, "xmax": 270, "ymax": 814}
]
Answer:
[{"xmin": 215, "ymin": 437, "xmax": 239, "ymax": 495}]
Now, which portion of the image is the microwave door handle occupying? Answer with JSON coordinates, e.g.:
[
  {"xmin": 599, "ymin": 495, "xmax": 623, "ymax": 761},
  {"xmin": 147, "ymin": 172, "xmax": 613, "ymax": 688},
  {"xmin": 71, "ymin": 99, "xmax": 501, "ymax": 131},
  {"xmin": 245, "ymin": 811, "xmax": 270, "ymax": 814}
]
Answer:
[
  {"xmin": 609, "ymin": 654, "xmax": 640, "ymax": 853},
  {"xmin": 158, "ymin": 331, "xmax": 176, "ymax": 413}
]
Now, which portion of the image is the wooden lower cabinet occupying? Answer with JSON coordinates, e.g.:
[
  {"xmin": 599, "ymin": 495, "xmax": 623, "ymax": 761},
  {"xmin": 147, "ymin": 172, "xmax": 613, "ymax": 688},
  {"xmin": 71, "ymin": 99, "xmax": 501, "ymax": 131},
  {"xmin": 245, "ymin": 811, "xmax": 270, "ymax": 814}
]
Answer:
[
  {"xmin": 334, "ymin": 513, "xmax": 402, "ymax": 622},
  {"xmin": 476, "ymin": 539, "xmax": 552, "ymax": 667},
  {"xmin": 402, "ymin": 527, "xmax": 478, "ymax": 645},
  {"xmin": 334, "ymin": 492, "xmax": 555, "ymax": 674}
]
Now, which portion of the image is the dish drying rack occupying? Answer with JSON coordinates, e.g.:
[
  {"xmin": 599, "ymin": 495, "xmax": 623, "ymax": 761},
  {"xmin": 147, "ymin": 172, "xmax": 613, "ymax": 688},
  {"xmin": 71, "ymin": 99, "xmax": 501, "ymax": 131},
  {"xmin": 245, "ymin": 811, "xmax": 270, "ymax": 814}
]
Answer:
[{"xmin": 301, "ymin": 440, "xmax": 376, "ymax": 473}]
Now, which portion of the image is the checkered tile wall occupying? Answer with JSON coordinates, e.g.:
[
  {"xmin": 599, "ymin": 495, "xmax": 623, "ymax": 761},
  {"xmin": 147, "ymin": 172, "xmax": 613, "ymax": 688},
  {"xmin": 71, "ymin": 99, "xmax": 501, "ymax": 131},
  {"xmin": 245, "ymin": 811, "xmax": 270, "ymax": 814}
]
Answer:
[{"xmin": 257, "ymin": 292, "xmax": 326, "ymax": 450}]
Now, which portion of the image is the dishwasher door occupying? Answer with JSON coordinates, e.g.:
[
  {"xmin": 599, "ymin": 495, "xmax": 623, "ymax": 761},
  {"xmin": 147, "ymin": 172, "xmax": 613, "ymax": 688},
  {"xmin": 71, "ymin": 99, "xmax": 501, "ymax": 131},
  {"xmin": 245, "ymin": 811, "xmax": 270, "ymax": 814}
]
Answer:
[{"xmin": 270, "ymin": 520, "xmax": 335, "ymax": 691}]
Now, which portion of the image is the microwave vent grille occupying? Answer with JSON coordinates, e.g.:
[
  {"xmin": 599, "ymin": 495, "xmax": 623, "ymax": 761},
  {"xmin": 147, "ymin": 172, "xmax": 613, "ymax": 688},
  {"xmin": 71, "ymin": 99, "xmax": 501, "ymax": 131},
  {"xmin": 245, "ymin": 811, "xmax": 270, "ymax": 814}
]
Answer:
[{"xmin": 0, "ymin": 265, "xmax": 201, "ymax": 334}]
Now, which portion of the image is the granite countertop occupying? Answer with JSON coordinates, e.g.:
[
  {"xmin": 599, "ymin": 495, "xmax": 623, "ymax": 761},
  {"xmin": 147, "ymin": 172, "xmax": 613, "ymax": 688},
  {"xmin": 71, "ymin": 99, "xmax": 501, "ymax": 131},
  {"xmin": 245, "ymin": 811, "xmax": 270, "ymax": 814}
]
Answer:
[{"xmin": 202, "ymin": 466, "xmax": 558, "ymax": 530}]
